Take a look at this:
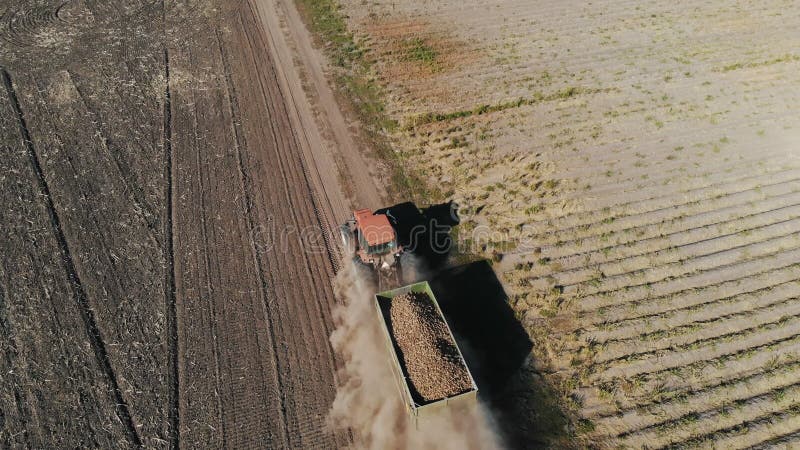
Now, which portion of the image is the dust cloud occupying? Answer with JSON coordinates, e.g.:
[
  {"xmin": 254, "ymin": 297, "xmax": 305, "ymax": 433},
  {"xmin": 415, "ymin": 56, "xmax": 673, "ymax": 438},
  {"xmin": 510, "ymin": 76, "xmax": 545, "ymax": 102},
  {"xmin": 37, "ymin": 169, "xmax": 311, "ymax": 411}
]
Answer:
[{"xmin": 327, "ymin": 262, "xmax": 504, "ymax": 450}]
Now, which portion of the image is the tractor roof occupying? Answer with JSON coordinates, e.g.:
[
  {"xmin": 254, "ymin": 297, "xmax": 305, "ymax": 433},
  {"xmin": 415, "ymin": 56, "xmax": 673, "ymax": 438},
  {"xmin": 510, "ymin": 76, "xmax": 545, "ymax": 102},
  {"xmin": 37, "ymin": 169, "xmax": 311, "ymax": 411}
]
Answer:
[{"xmin": 354, "ymin": 209, "xmax": 395, "ymax": 246}]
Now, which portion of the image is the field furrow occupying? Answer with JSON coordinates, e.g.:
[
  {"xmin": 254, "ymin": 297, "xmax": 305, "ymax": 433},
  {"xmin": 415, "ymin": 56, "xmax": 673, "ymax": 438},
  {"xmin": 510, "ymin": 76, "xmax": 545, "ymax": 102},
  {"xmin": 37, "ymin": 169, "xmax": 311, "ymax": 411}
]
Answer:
[
  {"xmin": 0, "ymin": 69, "xmax": 133, "ymax": 449},
  {"xmin": 3, "ymin": 21, "xmax": 170, "ymax": 445}
]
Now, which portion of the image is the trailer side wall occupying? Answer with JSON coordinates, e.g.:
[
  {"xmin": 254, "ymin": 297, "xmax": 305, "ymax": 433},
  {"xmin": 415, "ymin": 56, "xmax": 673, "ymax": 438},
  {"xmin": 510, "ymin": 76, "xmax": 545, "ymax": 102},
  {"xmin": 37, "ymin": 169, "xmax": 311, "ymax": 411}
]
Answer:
[{"xmin": 374, "ymin": 281, "xmax": 478, "ymax": 426}]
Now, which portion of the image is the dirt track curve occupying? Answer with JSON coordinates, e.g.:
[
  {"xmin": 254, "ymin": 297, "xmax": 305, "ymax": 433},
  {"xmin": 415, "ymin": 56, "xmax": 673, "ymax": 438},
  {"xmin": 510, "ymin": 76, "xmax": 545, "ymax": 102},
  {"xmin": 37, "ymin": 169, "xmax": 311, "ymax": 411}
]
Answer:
[{"xmin": 0, "ymin": 0, "xmax": 378, "ymax": 448}]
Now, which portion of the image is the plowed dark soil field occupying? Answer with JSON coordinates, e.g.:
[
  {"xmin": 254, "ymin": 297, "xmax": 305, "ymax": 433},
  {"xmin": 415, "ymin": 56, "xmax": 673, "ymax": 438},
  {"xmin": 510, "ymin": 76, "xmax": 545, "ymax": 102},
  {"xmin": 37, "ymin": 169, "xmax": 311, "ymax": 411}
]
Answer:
[{"xmin": 0, "ymin": 0, "xmax": 349, "ymax": 448}]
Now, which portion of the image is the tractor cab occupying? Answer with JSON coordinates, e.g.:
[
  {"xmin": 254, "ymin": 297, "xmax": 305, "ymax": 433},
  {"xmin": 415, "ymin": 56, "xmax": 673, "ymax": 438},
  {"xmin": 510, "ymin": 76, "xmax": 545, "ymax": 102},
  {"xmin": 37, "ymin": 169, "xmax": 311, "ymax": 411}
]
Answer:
[
  {"xmin": 340, "ymin": 208, "xmax": 404, "ymax": 288},
  {"xmin": 353, "ymin": 209, "xmax": 400, "ymax": 264}
]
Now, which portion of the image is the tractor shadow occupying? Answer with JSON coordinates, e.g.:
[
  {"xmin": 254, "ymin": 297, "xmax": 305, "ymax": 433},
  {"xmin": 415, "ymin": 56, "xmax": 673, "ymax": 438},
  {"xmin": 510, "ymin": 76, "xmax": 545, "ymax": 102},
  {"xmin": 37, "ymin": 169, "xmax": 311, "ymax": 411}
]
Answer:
[
  {"xmin": 377, "ymin": 200, "xmax": 458, "ymax": 272},
  {"xmin": 429, "ymin": 260, "xmax": 572, "ymax": 449}
]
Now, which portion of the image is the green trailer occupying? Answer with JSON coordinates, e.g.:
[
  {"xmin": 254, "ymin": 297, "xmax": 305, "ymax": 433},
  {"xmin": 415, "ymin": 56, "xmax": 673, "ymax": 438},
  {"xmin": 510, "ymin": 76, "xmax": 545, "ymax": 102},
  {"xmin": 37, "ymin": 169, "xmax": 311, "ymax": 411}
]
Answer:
[{"xmin": 375, "ymin": 281, "xmax": 478, "ymax": 428}]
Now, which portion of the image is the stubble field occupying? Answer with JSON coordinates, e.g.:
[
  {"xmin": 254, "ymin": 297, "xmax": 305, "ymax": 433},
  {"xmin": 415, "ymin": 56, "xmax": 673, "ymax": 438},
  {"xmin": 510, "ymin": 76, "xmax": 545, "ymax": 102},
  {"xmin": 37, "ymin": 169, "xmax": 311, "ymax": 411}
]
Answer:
[
  {"xmin": 0, "ymin": 1, "xmax": 350, "ymax": 448},
  {"xmin": 336, "ymin": 0, "xmax": 800, "ymax": 447}
]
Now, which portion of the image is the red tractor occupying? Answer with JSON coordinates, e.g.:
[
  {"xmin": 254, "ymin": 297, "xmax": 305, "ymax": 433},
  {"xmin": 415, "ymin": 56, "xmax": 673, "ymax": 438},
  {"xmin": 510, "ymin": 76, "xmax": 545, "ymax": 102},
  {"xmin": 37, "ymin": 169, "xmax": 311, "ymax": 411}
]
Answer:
[
  {"xmin": 340, "ymin": 201, "xmax": 459, "ymax": 289},
  {"xmin": 341, "ymin": 208, "xmax": 404, "ymax": 289}
]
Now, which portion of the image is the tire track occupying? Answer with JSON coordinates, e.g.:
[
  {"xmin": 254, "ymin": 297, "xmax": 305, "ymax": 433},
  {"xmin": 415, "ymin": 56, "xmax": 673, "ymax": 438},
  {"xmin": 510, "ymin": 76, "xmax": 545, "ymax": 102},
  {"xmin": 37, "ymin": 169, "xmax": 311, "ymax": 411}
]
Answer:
[
  {"xmin": 169, "ymin": 8, "xmax": 309, "ymax": 445},
  {"xmin": 249, "ymin": 0, "xmax": 344, "ymax": 270},
  {"xmin": 161, "ymin": 47, "xmax": 179, "ymax": 450},
  {"xmin": 0, "ymin": 282, "xmax": 31, "ymax": 449},
  {"xmin": 1, "ymin": 68, "xmax": 142, "ymax": 448},
  {"xmin": 66, "ymin": 69, "xmax": 161, "ymax": 239},
  {"xmin": 215, "ymin": 25, "xmax": 290, "ymax": 446},
  {"xmin": 221, "ymin": 5, "xmax": 349, "ymax": 446},
  {"xmin": 242, "ymin": 26, "xmax": 334, "ymax": 446},
  {"xmin": 183, "ymin": 42, "xmax": 227, "ymax": 447}
]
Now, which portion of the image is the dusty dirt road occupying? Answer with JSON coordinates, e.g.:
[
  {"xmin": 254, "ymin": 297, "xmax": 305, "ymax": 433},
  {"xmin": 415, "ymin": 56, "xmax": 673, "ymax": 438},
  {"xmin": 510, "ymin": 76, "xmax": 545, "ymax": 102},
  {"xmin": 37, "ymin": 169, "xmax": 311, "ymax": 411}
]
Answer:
[
  {"xmin": 251, "ymin": 0, "xmax": 386, "ymax": 219},
  {"xmin": 0, "ymin": 0, "xmax": 380, "ymax": 448}
]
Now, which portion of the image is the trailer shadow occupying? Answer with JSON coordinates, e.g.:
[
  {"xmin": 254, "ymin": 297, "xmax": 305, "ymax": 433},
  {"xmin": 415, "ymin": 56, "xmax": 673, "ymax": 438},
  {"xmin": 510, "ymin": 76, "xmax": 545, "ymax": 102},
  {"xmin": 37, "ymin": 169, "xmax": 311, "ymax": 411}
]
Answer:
[
  {"xmin": 379, "ymin": 201, "xmax": 572, "ymax": 447},
  {"xmin": 430, "ymin": 260, "xmax": 572, "ymax": 449}
]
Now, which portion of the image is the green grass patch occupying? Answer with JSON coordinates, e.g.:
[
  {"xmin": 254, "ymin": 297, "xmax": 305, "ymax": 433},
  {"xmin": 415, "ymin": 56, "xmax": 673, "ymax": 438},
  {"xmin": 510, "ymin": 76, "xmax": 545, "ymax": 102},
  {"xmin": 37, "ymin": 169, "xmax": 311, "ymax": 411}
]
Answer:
[
  {"xmin": 403, "ymin": 37, "xmax": 438, "ymax": 69},
  {"xmin": 719, "ymin": 54, "xmax": 799, "ymax": 72},
  {"xmin": 404, "ymin": 86, "xmax": 603, "ymax": 129},
  {"xmin": 295, "ymin": 0, "xmax": 362, "ymax": 67}
]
